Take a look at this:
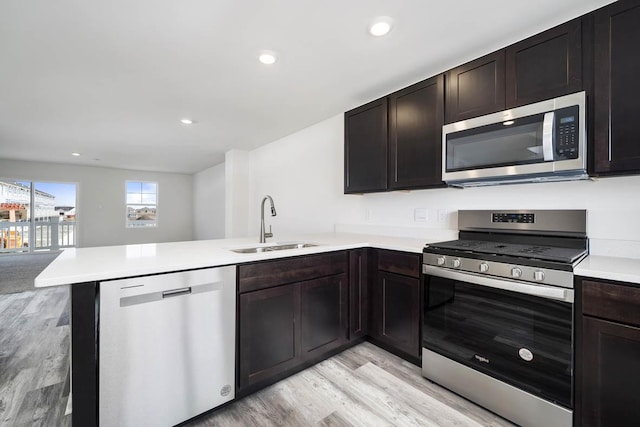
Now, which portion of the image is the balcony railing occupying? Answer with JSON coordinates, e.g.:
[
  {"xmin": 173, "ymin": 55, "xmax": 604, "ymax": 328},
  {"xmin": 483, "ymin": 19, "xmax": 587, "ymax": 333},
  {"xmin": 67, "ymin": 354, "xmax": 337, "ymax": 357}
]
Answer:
[{"xmin": 0, "ymin": 219, "xmax": 76, "ymax": 253}]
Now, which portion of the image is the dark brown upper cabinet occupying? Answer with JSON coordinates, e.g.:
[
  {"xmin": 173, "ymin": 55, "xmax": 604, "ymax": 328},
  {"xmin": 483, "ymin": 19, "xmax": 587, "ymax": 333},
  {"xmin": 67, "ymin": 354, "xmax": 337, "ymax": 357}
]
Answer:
[
  {"xmin": 344, "ymin": 98, "xmax": 388, "ymax": 193},
  {"xmin": 344, "ymin": 76, "xmax": 444, "ymax": 194},
  {"xmin": 505, "ymin": 19, "xmax": 583, "ymax": 108},
  {"xmin": 592, "ymin": 0, "xmax": 640, "ymax": 175},
  {"xmin": 388, "ymin": 75, "xmax": 444, "ymax": 190},
  {"xmin": 446, "ymin": 20, "xmax": 583, "ymax": 124},
  {"xmin": 445, "ymin": 51, "xmax": 506, "ymax": 124}
]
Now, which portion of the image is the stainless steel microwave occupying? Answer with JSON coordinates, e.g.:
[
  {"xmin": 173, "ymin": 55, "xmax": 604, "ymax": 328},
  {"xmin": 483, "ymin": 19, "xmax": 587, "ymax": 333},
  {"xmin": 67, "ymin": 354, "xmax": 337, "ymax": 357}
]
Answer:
[{"xmin": 442, "ymin": 91, "xmax": 587, "ymax": 187}]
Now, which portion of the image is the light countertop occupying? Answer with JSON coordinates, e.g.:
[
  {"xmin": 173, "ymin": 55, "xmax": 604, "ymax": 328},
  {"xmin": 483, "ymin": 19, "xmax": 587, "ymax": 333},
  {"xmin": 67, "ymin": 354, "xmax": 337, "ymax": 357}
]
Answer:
[
  {"xmin": 35, "ymin": 232, "xmax": 452, "ymax": 288},
  {"xmin": 574, "ymin": 255, "xmax": 640, "ymax": 284},
  {"xmin": 36, "ymin": 231, "xmax": 640, "ymax": 288}
]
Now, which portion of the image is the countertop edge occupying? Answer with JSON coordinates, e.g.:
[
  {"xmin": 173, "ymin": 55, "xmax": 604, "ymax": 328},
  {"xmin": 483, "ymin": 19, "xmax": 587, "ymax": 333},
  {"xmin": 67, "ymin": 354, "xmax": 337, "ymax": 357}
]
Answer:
[{"xmin": 34, "ymin": 233, "xmax": 436, "ymax": 288}]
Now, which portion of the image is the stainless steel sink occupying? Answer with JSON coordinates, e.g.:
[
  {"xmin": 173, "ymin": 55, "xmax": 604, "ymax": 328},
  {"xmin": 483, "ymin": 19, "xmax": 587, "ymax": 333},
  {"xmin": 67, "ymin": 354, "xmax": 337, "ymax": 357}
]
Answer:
[{"xmin": 229, "ymin": 242, "xmax": 318, "ymax": 254}]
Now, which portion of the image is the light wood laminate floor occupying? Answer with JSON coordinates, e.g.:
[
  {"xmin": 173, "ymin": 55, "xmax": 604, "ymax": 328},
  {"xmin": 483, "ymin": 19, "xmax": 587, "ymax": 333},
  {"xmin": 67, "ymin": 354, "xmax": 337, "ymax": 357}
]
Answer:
[
  {"xmin": 0, "ymin": 286, "xmax": 71, "ymax": 427},
  {"xmin": 188, "ymin": 342, "xmax": 514, "ymax": 427},
  {"xmin": 0, "ymin": 286, "xmax": 513, "ymax": 427}
]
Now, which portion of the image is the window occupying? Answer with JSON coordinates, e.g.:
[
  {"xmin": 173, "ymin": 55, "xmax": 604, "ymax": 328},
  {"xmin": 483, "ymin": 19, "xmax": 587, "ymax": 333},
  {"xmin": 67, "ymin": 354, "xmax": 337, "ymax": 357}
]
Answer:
[
  {"xmin": 0, "ymin": 180, "xmax": 77, "ymax": 252},
  {"xmin": 126, "ymin": 181, "xmax": 157, "ymax": 228}
]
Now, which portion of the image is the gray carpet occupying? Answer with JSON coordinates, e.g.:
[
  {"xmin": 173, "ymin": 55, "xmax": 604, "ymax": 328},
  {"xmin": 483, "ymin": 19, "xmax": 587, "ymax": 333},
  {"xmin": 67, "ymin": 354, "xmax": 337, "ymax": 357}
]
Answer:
[{"xmin": 0, "ymin": 251, "xmax": 61, "ymax": 294}]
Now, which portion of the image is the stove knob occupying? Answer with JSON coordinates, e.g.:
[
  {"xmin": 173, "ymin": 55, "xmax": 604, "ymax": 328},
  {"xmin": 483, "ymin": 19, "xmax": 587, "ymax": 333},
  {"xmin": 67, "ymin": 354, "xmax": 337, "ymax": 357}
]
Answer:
[
  {"xmin": 479, "ymin": 262, "xmax": 489, "ymax": 273},
  {"xmin": 511, "ymin": 267, "xmax": 523, "ymax": 278},
  {"xmin": 534, "ymin": 270, "xmax": 545, "ymax": 281},
  {"xmin": 452, "ymin": 258, "xmax": 461, "ymax": 268},
  {"xmin": 436, "ymin": 256, "xmax": 445, "ymax": 266}
]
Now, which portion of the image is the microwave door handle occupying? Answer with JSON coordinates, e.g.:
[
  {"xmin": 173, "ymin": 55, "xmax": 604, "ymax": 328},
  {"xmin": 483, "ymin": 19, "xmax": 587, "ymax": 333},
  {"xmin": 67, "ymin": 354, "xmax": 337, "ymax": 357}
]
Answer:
[{"xmin": 542, "ymin": 112, "xmax": 555, "ymax": 161}]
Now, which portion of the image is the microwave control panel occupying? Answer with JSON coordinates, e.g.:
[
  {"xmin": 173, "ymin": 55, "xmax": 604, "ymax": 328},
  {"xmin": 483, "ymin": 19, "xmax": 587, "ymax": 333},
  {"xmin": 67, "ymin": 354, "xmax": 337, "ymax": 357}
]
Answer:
[{"xmin": 555, "ymin": 105, "xmax": 579, "ymax": 159}]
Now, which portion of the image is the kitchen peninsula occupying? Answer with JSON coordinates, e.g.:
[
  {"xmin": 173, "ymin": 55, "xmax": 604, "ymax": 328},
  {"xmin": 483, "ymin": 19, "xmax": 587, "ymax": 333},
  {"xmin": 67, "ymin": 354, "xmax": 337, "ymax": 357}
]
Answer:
[{"xmin": 36, "ymin": 232, "xmax": 450, "ymax": 427}]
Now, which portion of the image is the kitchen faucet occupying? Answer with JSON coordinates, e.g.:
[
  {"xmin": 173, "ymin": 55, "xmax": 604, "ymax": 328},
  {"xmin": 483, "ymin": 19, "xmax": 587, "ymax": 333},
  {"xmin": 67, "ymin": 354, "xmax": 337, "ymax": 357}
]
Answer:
[{"xmin": 259, "ymin": 195, "xmax": 277, "ymax": 243}]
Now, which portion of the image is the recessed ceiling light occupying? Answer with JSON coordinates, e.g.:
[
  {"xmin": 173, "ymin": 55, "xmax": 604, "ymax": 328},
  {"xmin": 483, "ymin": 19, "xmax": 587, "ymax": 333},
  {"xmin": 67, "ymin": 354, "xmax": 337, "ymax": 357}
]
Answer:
[
  {"xmin": 259, "ymin": 52, "xmax": 277, "ymax": 65},
  {"xmin": 71, "ymin": 152, "xmax": 81, "ymax": 157},
  {"xmin": 369, "ymin": 17, "xmax": 393, "ymax": 36},
  {"xmin": 180, "ymin": 119, "xmax": 193, "ymax": 124},
  {"xmin": 503, "ymin": 120, "xmax": 515, "ymax": 126}
]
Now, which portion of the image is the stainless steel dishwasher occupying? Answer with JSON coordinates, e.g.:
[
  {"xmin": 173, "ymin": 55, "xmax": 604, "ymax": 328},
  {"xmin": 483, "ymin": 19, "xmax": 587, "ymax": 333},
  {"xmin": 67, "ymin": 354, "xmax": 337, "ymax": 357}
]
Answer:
[{"xmin": 99, "ymin": 266, "xmax": 236, "ymax": 427}]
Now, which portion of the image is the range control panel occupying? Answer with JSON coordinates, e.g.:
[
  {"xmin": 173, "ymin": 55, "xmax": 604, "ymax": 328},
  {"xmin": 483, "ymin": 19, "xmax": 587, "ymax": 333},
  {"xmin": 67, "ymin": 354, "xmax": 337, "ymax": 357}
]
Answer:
[{"xmin": 492, "ymin": 213, "xmax": 535, "ymax": 224}]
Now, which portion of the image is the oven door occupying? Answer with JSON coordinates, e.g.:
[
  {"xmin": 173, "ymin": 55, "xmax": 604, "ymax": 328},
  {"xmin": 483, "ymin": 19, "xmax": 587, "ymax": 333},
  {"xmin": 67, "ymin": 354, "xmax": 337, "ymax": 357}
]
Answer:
[{"xmin": 422, "ymin": 266, "xmax": 573, "ymax": 409}]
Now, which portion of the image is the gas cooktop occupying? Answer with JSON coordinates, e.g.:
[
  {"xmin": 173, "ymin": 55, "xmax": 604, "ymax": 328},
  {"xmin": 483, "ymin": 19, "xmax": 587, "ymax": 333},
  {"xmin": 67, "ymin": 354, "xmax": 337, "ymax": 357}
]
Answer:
[{"xmin": 425, "ymin": 239, "xmax": 587, "ymax": 264}]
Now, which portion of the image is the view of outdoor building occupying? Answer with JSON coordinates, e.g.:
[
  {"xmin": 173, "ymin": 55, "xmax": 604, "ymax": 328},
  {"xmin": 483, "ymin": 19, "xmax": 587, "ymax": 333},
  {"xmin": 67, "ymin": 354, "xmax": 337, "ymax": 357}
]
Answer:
[
  {"xmin": 126, "ymin": 181, "xmax": 157, "ymax": 228},
  {"xmin": 0, "ymin": 180, "xmax": 77, "ymax": 252}
]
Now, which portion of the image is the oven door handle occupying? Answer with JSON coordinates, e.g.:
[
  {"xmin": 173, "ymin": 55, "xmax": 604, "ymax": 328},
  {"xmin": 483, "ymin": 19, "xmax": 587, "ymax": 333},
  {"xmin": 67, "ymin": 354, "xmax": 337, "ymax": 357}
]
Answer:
[{"xmin": 423, "ymin": 265, "xmax": 574, "ymax": 303}]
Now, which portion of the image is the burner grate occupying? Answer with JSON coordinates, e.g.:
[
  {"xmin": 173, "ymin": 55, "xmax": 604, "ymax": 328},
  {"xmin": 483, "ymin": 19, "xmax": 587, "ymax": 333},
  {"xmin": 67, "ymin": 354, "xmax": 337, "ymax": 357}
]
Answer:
[{"xmin": 426, "ymin": 239, "xmax": 586, "ymax": 264}]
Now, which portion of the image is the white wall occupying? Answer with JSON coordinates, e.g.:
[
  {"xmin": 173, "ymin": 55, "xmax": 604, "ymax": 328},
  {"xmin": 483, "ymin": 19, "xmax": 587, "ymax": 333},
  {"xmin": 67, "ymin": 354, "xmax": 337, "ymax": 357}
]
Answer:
[
  {"xmin": 248, "ymin": 115, "xmax": 362, "ymax": 240},
  {"xmin": 225, "ymin": 150, "xmax": 250, "ymax": 238},
  {"xmin": 193, "ymin": 163, "xmax": 225, "ymax": 240},
  {"xmin": 0, "ymin": 159, "xmax": 193, "ymax": 247},
  {"xmin": 246, "ymin": 114, "xmax": 640, "ymax": 244}
]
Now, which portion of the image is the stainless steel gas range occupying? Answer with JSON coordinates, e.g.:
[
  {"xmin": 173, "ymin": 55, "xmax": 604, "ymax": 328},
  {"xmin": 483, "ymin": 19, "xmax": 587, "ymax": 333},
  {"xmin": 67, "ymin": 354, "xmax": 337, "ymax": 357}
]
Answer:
[{"xmin": 422, "ymin": 210, "xmax": 588, "ymax": 427}]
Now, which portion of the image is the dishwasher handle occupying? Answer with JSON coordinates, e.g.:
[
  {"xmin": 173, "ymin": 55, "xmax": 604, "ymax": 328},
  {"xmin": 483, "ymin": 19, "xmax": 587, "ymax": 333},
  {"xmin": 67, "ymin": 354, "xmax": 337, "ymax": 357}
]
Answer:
[
  {"xmin": 162, "ymin": 287, "xmax": 192, "ymax": 298},
  {"xmin": 120, "ymin": 281, "xmax": 223, "ymax": 307}
]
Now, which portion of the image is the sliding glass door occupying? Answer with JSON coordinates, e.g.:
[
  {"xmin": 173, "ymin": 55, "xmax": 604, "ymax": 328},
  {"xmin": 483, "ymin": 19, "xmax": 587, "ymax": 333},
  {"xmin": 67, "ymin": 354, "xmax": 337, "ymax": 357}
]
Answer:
[{"xmin": 0, "ymin": 180, "xmax": 77, "ymax": 253}]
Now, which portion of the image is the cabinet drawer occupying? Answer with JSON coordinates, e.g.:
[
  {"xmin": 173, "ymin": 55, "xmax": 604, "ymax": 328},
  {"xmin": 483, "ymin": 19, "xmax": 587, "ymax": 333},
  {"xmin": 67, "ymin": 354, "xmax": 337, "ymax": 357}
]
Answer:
[
  {"xmin": 582, "ymin": 280, "xmax": 640, "ymax": 326},
  {"xmin": 377, "ymin": 250, "xmax": 420, "ymax": 278},
  {"xmin": 238, "ymin": 251, "xmax": 347, "ymax": 293}
]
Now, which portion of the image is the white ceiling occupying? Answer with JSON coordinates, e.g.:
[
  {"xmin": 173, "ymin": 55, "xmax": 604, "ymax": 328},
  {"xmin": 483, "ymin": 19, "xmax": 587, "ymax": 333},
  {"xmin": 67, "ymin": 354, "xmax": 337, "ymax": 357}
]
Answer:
[{"xmin": 0, "ymin": 0, "xmax": 614, "ymax": 174}]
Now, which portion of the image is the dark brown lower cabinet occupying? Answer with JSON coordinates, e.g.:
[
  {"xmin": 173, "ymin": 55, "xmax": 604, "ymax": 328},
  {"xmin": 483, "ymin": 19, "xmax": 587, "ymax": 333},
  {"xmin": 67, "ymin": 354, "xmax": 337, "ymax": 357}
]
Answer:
[
  {"xmin": 370, "ymin": 249, "xmax": 421, "ymax": 362},
  {"xmin": 581, "ymin": 317, "xmax": 640, "ymax": 426},
  {"xmin": 348, "ymin": 249, "xmax": 369, "ymax": 340},
  {"xmin": 301, "ymin": 274, "xmax": 348, "ymax": 359},
  {"xmin": 577, "ymin": 277, "xmax": 640, "ymax": 427},
  {"xmin": 238, "ymin": 249, "xmax": 423, "ymax": 395},
  {"xmin": 238, "ymin": 283, "xmax": 299, "ymax": 390},
  {"xmin": 372, "ymin": 271, "xmax": 421, "ymax": 359},
  {"xmin": 237, "ymin": 252, "xmax": 349, "ymax": 395}
]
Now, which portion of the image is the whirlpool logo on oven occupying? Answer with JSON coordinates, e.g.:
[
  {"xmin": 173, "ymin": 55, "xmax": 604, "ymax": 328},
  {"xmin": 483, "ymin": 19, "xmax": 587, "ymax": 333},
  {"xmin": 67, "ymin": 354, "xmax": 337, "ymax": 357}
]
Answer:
[{"xmin": 474, "ymin": 354, "xmax": 490, "ymax": 364}]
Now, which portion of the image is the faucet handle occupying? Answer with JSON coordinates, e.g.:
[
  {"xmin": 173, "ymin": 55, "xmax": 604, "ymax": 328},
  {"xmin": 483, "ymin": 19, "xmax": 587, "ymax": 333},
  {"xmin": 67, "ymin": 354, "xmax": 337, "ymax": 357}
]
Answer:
[{"xmin": 265, "ymin": 225, "xmax": 273, "ymax": 239}]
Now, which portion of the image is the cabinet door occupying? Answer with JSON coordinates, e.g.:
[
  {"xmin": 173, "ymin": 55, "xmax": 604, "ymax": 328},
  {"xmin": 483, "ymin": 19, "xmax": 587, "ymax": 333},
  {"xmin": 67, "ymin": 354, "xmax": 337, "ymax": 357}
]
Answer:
[
  {"xmin": 238, "ymin": 284, "xmax": 299, "ymax": 390},
  {"xmin": 300, "ymin": 274, "xmax": 348, "ymax": 360},
  {"xmin": 348, "ymin": 249, "xmax": 369, "ymax": 339},
  {"xmin": 445, "ymin": 51, "xmax": 506, "ymax": 123},
  {"xmin": 388, "ymin": 75, "xmax": 444, "ymax": 189},
  {"xmin": 505, "ymin": 19, "xmax": 582, "ymax": 108},
  {"xmin": 344, "ymin": 97, "xmax": 388, "ymax": 193},
  {"xmin": 593, "ymin": 0, "xmax": 640, "ymax": 174},
  {"xmin": 374, "ymin": 271, "xmax": 421, "ymax": 358},
  {"xmin": 581, "ymin": 316, "xmax": 640, "ymax": 426}
]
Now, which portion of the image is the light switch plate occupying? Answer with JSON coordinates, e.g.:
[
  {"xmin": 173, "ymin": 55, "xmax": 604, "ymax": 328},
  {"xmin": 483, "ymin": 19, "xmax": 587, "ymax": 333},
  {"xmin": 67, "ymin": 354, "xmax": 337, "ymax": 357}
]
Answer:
[{"xmin": 414, "ymin": 208, "xmax": 428, "ymax": 222}]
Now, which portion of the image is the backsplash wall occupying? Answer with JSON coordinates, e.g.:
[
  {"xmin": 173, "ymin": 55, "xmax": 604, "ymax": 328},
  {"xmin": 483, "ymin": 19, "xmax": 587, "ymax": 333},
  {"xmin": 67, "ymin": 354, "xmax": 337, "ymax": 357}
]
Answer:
[{"xmin": 247, "ymin": 114, "xmax": 640, "ymax": 243}]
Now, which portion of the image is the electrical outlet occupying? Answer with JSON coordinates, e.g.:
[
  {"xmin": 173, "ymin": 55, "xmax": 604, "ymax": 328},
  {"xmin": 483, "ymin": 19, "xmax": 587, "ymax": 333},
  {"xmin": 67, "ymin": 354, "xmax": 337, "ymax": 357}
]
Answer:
[
  {"xmin": 414, "ymin": 208, "xmax": 428, "ymax": 222},
  {"xmin": 437, "ymin": 208, "xmax": 448, "ymax": 223}
]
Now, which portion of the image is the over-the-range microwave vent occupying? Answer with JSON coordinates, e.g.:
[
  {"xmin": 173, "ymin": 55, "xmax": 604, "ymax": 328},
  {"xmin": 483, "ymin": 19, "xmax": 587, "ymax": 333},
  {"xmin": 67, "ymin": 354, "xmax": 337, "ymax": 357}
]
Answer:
[
  {"xmin": 442, "ymin": 91, "xmax": 588, "ymax": 188},
  {"xmin": 446, "ymin": 171, "xmax": 590, "ymax": 188}
]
